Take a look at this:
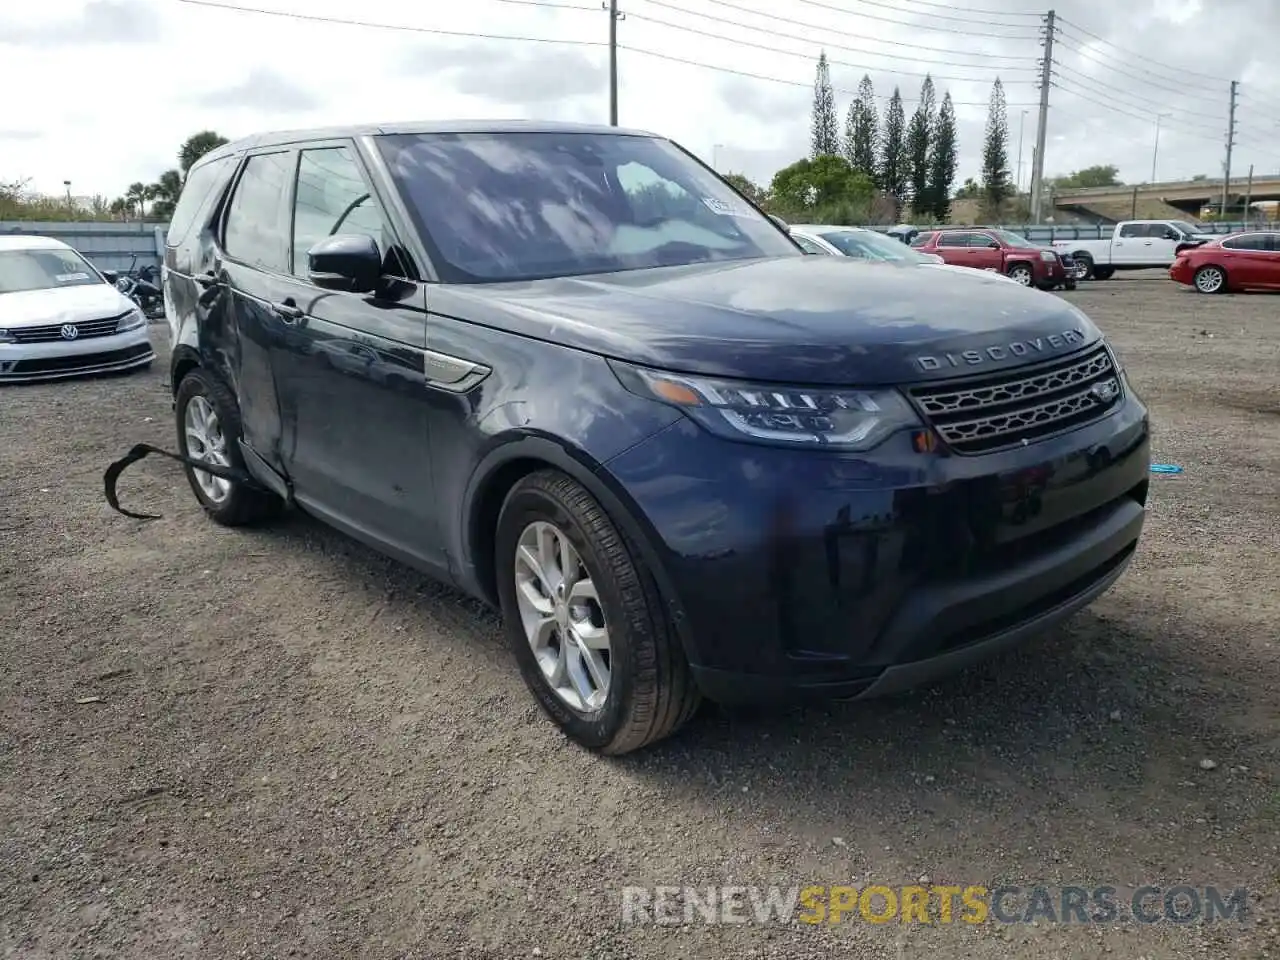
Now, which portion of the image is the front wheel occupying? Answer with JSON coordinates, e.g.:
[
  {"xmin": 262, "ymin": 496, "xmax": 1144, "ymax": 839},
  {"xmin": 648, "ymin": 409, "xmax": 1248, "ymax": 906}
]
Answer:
[
  {"xmin": 1007, "ymin": 263, "xmax": 1034, "ymax": 286},
  {"xmin": 1194, "ymin": 265, "xmax": 1227, "ymax": 294},
  {"xmin": 495, "ymin": 470, "xmax": 700, "ymax": 754},
  {"xmin": 175, "ymin": 369, "xmax": 283, "ymax": 526}
]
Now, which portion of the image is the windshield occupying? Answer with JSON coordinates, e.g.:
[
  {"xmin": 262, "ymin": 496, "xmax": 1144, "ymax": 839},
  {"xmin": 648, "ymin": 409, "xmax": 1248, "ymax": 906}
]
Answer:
[
  {"xmin": 0, "ymin": 247, "xmax": 103, "ymax": 295},
  {"xmin": 376, "ymin": 131, "xmax": 800, "ymax": 282},
  {"xmin": 1171, "ymin": 220, "xmax": 1206, "ymax": 236},
  {"xmin": 817, "ymin": 229, "xmax": 933, "ymax": 263},
  {"xmin": 990, "ymin": 229, "xmax": 1038, "ymax": 247}
]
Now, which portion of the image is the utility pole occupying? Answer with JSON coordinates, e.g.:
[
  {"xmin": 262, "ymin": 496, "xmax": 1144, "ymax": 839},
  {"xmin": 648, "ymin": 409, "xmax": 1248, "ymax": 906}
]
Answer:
[
  {"xmin": 1016, "ymin": 109, "xmax": 1027, "ymax": 193},
  {"xmin": 1151, "ymin": 112, "xmax": 1168, "ymax": 183},
  {"xmin": 606, "ymin": 0, "xmax": 621, "ymax": 126},
  {"xmin": 1244, "ymin": 163, "xmax": 1254, "ymax": 223},
  {"xmin": 1221, "ymin": 79, "xmax": 1237, "ymax": 217},
  {"xmin": 1029, "ymin": 9, "xmax": 1055, "ymax": 224}
]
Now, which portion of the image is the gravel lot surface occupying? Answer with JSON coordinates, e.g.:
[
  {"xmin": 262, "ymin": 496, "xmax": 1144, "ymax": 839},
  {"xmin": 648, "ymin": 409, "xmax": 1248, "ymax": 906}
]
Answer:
[{"xmin": 2, "ymin": 273, "xmax": 1278, "ymax": 959}]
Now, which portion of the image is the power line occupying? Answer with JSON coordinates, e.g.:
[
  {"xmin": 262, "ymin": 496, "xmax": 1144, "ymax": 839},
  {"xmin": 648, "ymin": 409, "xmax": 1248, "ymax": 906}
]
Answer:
[
  {"xmin": 1052, "ymin": 36, "xmax": 1226, "ymax": 107},
  {"xmin": 492, "ymin": 0, "xmax": 598, "ymax": 8},
  {"xmin": 627, "ymin": 7, "xmax": 1040, "ymax": 82},
  {"xmin": 799, "ymin": 0, "xmax": 1042, "ymax": 32},
  {"xmin": 1052, "ymin": 63, "xmax": 1226, "ymax": 127},
  {"xmin": 1054, "ymin": 17, "xmax": 1232, "ymax": 84},
  {"xmin": 1051, "ymin": 85, "xmax": 1224, "ymax": 144},
  {"xmin": 887, "ymin": 0, "xmax": 1043, "ymax": 16},
  {"xmin": 175, "ymin": 0, "xmax": 606, "ymax": 45},
  {"xmin": 647, "ymin": 0, "xmax": 1040, "ymax": 62},
  {"xmin": 788, "ymin": 0, "xmax": 1041, "ymax": 39},
  {"xmin": 620, "ymin": 42, "xmax": 1039, "ymax": 107}
]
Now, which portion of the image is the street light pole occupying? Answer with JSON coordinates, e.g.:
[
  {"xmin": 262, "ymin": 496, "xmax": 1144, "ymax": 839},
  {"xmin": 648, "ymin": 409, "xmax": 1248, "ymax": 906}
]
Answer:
[
  {"xmin": 1016, "ymin": 110, "xmax": 1028, "ymax": 193},
  {"xmin": 63, "ymin": 180, "xmax": 72, "ymax": 207},
  {"xmin": 1151, "ymin": 112, "xmax": 1169, "ymax": 183}
]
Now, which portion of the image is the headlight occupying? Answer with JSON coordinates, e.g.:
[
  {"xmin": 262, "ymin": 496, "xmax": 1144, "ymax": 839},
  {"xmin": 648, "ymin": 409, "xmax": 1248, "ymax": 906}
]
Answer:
[
  {"xmin": 1039, "ymin": 250, "xmax": 1057, "ymax": 262},
  {"xmin": 117, "ymin": 308, "xmax": 146, "ymax": 332},
  {"xmin": 610, "ymin": 361, "xmax": 920, "ymax": 451}
]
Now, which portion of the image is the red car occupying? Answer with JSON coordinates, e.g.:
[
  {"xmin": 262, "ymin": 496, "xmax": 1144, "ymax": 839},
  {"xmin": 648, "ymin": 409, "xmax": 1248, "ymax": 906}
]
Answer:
[
  {"xmin": 913, "ymin": 227, "xmax": 1074, "ymax": 291},
  {"xmin": 1169, "ymin": 231, "xmax": 1280, "ymax": 294}
]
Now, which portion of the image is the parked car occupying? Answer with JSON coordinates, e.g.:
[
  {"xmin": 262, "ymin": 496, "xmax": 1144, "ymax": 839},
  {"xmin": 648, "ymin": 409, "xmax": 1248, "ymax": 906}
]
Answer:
[
  {"xmin": 914, "ymin": 227, "xmax": 1076, "ymax": 291},
  {"xmin": 1168, "ymin": 231, "xmax": 1280, "ymax": 293},
  {"xmin": 0, "ymin": 235, "xmax": 154, "ymax": 383},
  {"xmin": 1052, "ymin": 219, "xmax": 1217, "ymax": 280},
  {"xmin": 158, "ymin": 120, "xmax": 1149, "ymax": 754},
  {"xmin": 789, "ymin": 224, "xmax": 1022, "ymax": 286}
]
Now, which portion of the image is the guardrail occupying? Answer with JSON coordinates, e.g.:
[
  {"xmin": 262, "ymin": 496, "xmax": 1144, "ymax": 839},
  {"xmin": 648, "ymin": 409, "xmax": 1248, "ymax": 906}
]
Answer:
[{"xmin": 867, "ymin": 221, "xmax": 1278, "ymax": 241}]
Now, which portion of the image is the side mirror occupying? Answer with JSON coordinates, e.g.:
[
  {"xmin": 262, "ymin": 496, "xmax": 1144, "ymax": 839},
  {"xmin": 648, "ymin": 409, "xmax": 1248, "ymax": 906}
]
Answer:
[
  {"xmin": 307, "ymin": 234, "xmax": 381, "ymax": 293},
  {"xmin": 988, "ymin": 240, "xmax": 1001, "ymax": 248},
  {"xmin": 1163, "ymin": 229, "xmax": 1179, "ymax": 241},
  {"xmin": 100, "ymin": 270, "xmax": 119, "ymax": 284},
  {"xmin": 769, "ymin": 214, "xmax": 789, "ymax": 230}
]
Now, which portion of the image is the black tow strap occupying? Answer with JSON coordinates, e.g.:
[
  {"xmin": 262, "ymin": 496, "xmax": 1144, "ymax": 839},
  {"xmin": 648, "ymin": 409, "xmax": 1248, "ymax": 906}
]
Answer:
[{"xmin": 103, "ymin": 443, "xmax": 263, "ymax": 521}]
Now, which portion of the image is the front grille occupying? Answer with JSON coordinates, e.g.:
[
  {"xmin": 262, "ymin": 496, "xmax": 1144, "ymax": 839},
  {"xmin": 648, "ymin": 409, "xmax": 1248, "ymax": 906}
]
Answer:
[
  {"xmin": 7, "ymin": 341, "xmax": 152, "ymax": 375},
  {"xmin": 9, "ymin": 311, "xmax": 129, "ymax": 344},
  {"xmin": 909, "ymin": 344, "xmax": 1121, "ymax": 454}
]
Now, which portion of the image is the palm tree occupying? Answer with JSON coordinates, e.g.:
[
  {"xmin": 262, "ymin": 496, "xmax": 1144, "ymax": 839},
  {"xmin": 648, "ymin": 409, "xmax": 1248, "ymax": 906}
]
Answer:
[{"xmin": 125, "ymin": 182, "xmax": 148, "ymax": 219}]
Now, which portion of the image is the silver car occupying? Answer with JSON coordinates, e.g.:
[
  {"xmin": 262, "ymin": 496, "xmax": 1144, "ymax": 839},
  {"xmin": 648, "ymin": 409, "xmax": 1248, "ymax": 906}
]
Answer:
[{"xmin": 0, "ymin": 235, "xmax": 154, "ymax": 382}]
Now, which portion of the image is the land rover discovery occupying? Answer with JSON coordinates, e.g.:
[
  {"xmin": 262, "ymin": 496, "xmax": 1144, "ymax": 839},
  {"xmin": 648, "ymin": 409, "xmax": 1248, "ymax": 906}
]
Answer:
[{"xmin": 161, "ymin": 121, "xmax": 1150, "ymax": 754}]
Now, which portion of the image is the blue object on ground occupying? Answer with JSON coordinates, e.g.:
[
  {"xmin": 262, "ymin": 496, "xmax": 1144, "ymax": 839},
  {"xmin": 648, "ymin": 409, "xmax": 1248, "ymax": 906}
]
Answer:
[{"xmin": 1150, "ymin": 464, "xmax": 1183, "ymax": 474}]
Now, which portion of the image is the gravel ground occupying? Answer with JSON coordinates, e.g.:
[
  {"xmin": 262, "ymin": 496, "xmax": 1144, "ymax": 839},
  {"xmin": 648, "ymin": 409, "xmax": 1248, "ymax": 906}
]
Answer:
[{"xmin": 1, "ymin": 274, "xmax": 1278, "ymax": 960}]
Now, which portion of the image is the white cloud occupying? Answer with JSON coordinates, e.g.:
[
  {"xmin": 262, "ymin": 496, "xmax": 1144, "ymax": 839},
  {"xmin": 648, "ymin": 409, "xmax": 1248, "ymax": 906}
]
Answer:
[{"xmin": 1, "ymin": 0, "xmax": 1276, "ymax": 201}]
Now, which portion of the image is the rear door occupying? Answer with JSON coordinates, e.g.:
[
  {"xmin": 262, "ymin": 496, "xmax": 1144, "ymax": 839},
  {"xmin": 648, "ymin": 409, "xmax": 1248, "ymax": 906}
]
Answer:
[
  {"xmin": 215, "ymin": 150, "xmax": 298, "ymax": 469},
  {"xmin": 270, "ymin": 139, "xmax": 445, "ymax": 568},
  {"xmin": 934, "ymin": 231, "xmax": 975, "ymax": 267},
  {"xmin": 1112, "ymin": 222, "xmax": 1149, "ymax": 266},
  {"xmin": 1219, "ymin": 233, "xmax": 1273, "ymax": 286}
]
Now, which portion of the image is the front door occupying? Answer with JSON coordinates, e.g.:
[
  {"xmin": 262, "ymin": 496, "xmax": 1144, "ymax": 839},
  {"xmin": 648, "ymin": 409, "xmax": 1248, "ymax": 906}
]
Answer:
[
  {"xmin": 968, "ymin": 232, "xmax": 1005, "ymax": 272},
  {"xmin": 215, "ymin": 150, "xmax": 297, "ymax": 468},
  {"xmin": 270, "ymin": 141, "xmax": 444, "ymax": 569},
  {"xmin": 1218, "ymin": 233, "xmax": 1274, "ymax": 287}
]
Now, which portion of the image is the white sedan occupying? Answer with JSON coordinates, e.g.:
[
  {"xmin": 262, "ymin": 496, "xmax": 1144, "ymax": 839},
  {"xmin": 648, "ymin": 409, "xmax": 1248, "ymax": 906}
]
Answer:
[
  {"xmin": 0, "ymin": 235, "xmax": 154, "ymax": 383},
  {"xmin": 789, "ymin": 224, "xmax": 1021, "ymax": 285}
]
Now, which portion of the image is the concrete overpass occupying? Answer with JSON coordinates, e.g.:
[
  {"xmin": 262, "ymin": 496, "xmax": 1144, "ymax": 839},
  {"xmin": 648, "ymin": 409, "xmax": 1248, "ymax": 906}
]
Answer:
[{"xmin": 1053, "ymin": 175, "xmax": 1280, "ymax": 221}]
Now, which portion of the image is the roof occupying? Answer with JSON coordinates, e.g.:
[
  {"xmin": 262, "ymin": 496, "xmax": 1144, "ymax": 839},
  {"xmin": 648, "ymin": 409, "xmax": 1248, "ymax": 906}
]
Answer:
[
  {"xmin": 0, "ymin": 234, "xmax": 73, "ymax": 252},
  {"xmin": 198, "ymin": 119, "xmax": 664, "ymax": 169}
]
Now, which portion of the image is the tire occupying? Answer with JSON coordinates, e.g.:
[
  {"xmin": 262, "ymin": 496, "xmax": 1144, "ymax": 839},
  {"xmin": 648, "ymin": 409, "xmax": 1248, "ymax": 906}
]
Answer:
[
  {"xmin": 1064, "ymin": 280, "xmax": 1078, "ymax": 291},
  {"xmin": 174, "ymin": 368, "xmax": 283, "ymax": 526},
  {"xmin": 1093, "ymin": 267, "xmax": 1115, "ymax": 281},
  {"xmin": 1007, "ymin": 262, "xmax": 1034, "ymax": 286},
  {"xmin": 1072, "ymin": 253, "xmax": 1094, "ymax": 280},
  {"xmin": 495, "ymin": 469, "xmax": 700, "ymax": 754},
  {"xmin": 1193, "ymin": 265, "xmax": 1227, "ymax": 294}
]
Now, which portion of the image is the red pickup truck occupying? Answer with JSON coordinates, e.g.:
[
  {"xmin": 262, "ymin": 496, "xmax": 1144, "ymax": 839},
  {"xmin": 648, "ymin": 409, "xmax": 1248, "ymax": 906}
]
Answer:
[{"xmin": 912, "ymin": 227, "xmax": 1075, "ymax": 291}]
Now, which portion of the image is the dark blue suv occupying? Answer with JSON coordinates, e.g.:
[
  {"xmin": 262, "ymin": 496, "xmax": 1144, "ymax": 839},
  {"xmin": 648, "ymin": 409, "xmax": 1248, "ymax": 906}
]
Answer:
[{"xmin": 161, "ymin": 121, "xmax": 1149, "ymax": 754}]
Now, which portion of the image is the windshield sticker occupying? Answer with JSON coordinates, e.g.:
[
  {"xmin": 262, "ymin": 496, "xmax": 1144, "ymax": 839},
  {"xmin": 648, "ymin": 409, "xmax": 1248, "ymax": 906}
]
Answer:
[
  {"xmin": 701, "ymin": 197, "xmax": 748, "ymax": 217},
  {"xmin": 56, "ymin": 272, "xmax": 91, "ymax": 282}
]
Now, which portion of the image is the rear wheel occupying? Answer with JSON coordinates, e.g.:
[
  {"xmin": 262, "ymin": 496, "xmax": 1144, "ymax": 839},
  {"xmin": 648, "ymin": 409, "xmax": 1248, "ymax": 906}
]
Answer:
[
  {"xmin": 1093, "ymin": 266, "xmax": 1115, "ymax": 280},
  {"xmin": 1007, "ymin": 262, "xmax": 1034, "ymax": 286},
  {"xmin": 495, "ymin": 469, "xmax": 700, "ymax": 754},
  {"xmin": 1072, "ymin": 253, "xmax": 1094, "ymax": 280},
  {"xmin": 1193, "ymin": 265, "xmax": 1226, "ymax": 294},
  {"xmin": 175, "ymin": 369, "xmax": 283, "ymax": 526}
]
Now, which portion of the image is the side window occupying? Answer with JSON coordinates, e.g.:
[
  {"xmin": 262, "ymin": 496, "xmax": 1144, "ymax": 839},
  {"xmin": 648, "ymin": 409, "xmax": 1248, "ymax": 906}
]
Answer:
[
  {"xmin": 936, "ymin": 232, "xmax": 970, "ymax": 248},
  {"xmin": 223, "ymin": 152, "xmax": 292, "ymax": 273},
  {"xmin": 971, "ymin": 233, "xmax": 999, "ymax": 247},
  {"xmin": 1223, "ymin": 234, "xmax": 1267, "ymax": 251},
  {"xmin": 291, "ymin": 146, "xmax": 404, "ymax": 278},
  {"xmin": 1118, "ymin": 223, "xmax": 1145, "ymax": 238},
  {"xmin": 909, "ymin": 232, "xmax": 932, "ymax": 247},
  {"xmin": 167, "ymin": 156, "xmax": 233, "ymax": 248}
]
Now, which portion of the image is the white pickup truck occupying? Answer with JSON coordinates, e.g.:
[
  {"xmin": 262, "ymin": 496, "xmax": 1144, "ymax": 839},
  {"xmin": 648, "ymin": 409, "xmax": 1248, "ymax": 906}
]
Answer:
[{"xmin": 1052, "ymin": 219, "xmax": 1218, "ymax": 280}]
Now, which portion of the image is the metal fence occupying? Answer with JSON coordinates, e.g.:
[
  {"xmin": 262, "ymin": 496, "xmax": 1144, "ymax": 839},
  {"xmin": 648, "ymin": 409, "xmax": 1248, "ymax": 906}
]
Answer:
[
  {"xmin": 0, "ymin": 220, "xmax": 167, "ymax": 274},
  {"xmin": 867, "ymin": 221, "xmax": 1278, "ymax": 241}
]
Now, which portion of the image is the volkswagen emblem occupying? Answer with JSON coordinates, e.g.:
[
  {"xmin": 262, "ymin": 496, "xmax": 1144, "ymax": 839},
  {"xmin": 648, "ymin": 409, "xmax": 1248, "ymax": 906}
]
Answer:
[{"xmin": 59, "ymin": 324, "xmax": 79, "ymax": 340}]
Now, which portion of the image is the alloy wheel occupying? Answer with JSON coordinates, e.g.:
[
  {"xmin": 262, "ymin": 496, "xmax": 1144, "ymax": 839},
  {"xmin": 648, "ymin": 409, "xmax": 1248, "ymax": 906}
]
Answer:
[
  {"xmin": 1009, "ymin": 265, "xmax": 1033, "ymax": 286},
  {"xmin": 1195, "ymin": 267, "xmax": 1224, "ymax": 294},
  {"xmin": 513, "ymin": 520, "xmax": 611, "ymax": 713},
  {"xmin": 184, "ymin": 395, "xmax": 231, "ymax": 503}
]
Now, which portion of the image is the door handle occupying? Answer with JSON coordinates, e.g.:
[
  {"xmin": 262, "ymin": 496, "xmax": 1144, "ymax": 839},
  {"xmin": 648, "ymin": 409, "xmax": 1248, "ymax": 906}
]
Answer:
[
  {"xmin": 271, "ymin": 300, "xmax": 305, "ymax": 324},
  {"xmin": 1143, "ymin": 241, "xmax": 1153, "ymax": 246}
]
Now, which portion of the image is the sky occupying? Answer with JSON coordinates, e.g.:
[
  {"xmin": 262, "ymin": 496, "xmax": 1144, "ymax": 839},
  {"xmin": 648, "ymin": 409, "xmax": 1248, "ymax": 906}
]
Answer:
[{"xmin": 2, "ymin": 0, "xmax": 1278, "ymax": 201}]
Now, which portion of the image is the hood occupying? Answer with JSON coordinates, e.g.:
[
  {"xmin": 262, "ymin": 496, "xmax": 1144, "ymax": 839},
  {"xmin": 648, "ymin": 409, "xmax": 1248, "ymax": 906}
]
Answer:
[
  {"xmin": 922, "ymin": 262, "xmax": 1020, "ymax": 285},
  {"xmin": 0, "ymin": 282, "xmax": 136, "ymax": 329},
  {"xmin": 433, "ymin": 256, "xmax": 1103, "ymax": 386}
]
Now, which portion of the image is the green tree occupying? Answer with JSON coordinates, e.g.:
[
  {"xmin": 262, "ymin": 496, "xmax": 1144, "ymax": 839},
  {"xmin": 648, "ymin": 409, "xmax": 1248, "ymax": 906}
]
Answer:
[
  {"xmin": 125, "ymin": 181, "xmax": 149, "ymax": 218},
  {"xmin": 844, "ymin": 74, "xmax": 879, "ymax": 181},
  {"xmin": 810, "ymin": 52, "xmax": 839, "ymax": 158},
  {"xmin": 955, "ymin": 177, "xmax": 982, "ymax": 199},
  {"xmin": 927, "ymin": 92, "xmax": 959, "ymax": 221},
  {"xmin": 878, "ymin": 87, "xmax": 908, "ymax": 217},
  {"xmin": 905, "ymin": 75, "xmax": 936, "ymax": 216},
  {"xmin": 770, "ymin": 155, "xmax": 873, "ymax": 211},
  {"xmin": 1049, "ymin": 164, "xmax": 1122, "ymax": 189},
  {"xmin": 721, "ymin": 172, "xmax": 763, "ymax": 204},
  {"xmin": 149, "ymin": 168, "xmax": 183, "ymax": 219},
  {"xmin": 179, "ymin": 131, "xmax": 229, "ymax": 179},
  {"xmin": 981, "ymin": 78, "xmax": 1012, "ymax": 217}
]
